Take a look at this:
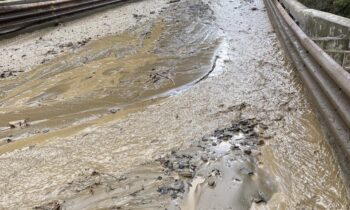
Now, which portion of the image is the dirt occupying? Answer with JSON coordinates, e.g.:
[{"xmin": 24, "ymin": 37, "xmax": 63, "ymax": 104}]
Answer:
[{"xmin": 0, "ymin": 0, "xmax": 349, "ymax": 209}]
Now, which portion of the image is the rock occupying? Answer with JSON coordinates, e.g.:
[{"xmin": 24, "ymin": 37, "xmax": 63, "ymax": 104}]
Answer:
[
  {"xmin": 0, "ymin": 71, "xmax": 13, "ymax": 78},
  {"xmin": 253, "ymin": 191, "xmax": 267, "ymax": 204},
  {"xmin": 168, "ymin": 0, "xmax": 181, "ymax": 4},
  {"xmin": 207, "ymin": 177, "xmax": 215, "ymax": 187},
  {"xmin": 257, "ymin": 139, "xmax": 265, "ymax": 145},
  {"xmin": 1, "ymin": 138, "xmax": 12, "ymax": 143},
  {"xmin": 259, "ymin": 123, "xmax": 268, "ymax": 130},
  {"xmin": 230, "ymin": 145, "xmax": 240, "ymax": 150},
  {"xmin": 178, "ymin": 169, "xmax": 193, "ymax": 178},
  {"xmin": 201, "ymin": 154, "xmax": 209, "ymax": 162},
  {"xmin": 171, "ymin": 180, "xmax": 185, "ymax": 191},
  {"xmin": 33, "ymin": 200, "xmax": 62, "ymax": 210},
  {"xmin": 244, "ymin": 149, "xmax": 252, "ymax": 155},
  {"xmin": 171, "ymin": 192, "xmax": 177, "ymax": 199},
  {"xmin": 9, "ymin": 119, "xmax": 28, "ymax": 129},
  {"xmin": 42, "ymin": 128, "xmax": 50, "ymax": 133},
  {"xmin": 240, "ymin": 168, "xmax": 254, "ymax": 176},
  {"xmin": 109, "ymin": 107, "xmax": 120, "ymax": 114}
]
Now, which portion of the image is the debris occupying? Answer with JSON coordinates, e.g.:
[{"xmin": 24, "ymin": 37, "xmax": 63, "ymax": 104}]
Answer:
[{"xmin": 9, "ymin": 120, "xmax": 29, "ymax": 129}]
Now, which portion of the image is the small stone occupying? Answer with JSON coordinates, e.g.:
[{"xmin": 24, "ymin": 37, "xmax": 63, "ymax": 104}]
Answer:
[
  {"xmin": 6, "ymin": 138, "xmax": 12, "ymax": 143},
  {"xmin": 207, "ymin": 177, "xmax": 215, "ymax": 187},
  {"xmin": 201, "ymin": 154, "xmax": 209, "ymax": 162},
  {"xmin": 171, "ymin": 192, "xmax": 177, "ymax": 199},
  {"xmin": 244, "ymin": 149, "xmax": 252, "ymax": 155},
  {"xmin": 253, "ymin": 191, "xmax": 267, "ymax": 204},
  {"xmin": 212, "ymin": 142, "xmax": 217, "ymax": 146},
  {"xmin": 230, "ymin": 145, "xmax": 240, "ymax": 150},
  {"xmin": 171, "ymin": 180, "xmax": 185, "ymax": 191},
  {"xmin": 178, "ymin": 169, "xmax": 193, "ymax": 178},
  {"xmin": 42, "ymin": 128, "xmax": 50, "ymax": 133},
  {"xmin": 259, "ymin": 124, "xmax": 268, "ymax": 130},
  {"xmin": 9, "ymin": 119, "xmax": 28, "ymax": 129},
  {"xmin": 257, "ymin": 139, "xmax": 265, "ymax": 145},
  {"xmin": 109, "ymin": 107, "xmax": 120, "ymax": 114}
]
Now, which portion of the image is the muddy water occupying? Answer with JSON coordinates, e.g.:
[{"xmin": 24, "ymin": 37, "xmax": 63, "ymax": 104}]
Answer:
[
  {"xmin": 0, "ymin": 0, "xmax": 349, "ymax": 209},
  {"xmin": 0, "ymin": 17, "xmax": 219, "ymax": 153},
  {"xmin": 259, "ymin": 109, "xmax": 350, "ymax": 209},
  {"xmin": 209, "ymin": 0, "xmax": 349, "ymax": 209}
]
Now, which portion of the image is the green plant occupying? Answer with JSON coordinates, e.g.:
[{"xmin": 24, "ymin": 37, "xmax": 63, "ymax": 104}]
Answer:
[{"xmin": 299, "ymin": 0, "xmax": 350, "ymax": 18}]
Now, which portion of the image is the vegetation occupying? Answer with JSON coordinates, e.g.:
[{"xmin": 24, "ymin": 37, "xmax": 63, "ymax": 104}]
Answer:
[{"xmin": 299, "ymin": 0, "xmax": 350, "ymax": 18}]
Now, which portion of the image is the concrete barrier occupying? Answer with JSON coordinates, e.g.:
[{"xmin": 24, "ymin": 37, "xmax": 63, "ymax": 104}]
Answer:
[{"xmin": 280, "ymin": 0, "xmax": 350, "ymax": 72}]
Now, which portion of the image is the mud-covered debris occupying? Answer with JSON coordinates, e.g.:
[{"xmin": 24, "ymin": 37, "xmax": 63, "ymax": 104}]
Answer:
[
  {"xmin": 207, "ymin": 177, "xmax": 216, "ymax": 187},
  {"xmin": 9, "ymin": 119, "xmax": 29, "ymax": 129},
  {"xmin": 109, "ymin": 107, "xmax": 120, "ymax": 114},
  {"xmin": 0, "ymin": 71, "xmax": 13, "ymax": 78},
  {"xmin": 157, "ymin": 118, "xmax": 271, "ymax": 204},
  {"xmin": 168, "ymin": 0, "xmax": 181, "ymax": 4},
  {"xmin": 240, "ymin": 168, "xmax": 254, "ymax": 176},
  {"xmin": 1, "ymin": 137, "xmax": 12, "ymax": 143},
  {"xmin": 157, "ymin": 179, "xmax": 185, "ymax": 198},
  {"xmin": 231, "ymin": 144, "xmax": 240, "ymax": 150},
  {"xmin": 257, "ymin": 139, "xmax": 265, "ymax": 145},
  {"xmin": 33, "ymin": 200, "xmax": 63, "ymax": 210},
  {"xmin": 42, "ymin": 128, "xmax": 50, "ymax": 134},
  {"xmin": 253, "ymin": 191, "xmax": 267, "ymax": 204},
  {"xmin": 201, "ymin": 154, "xmax": 209, "ymax": 162},
  {"xmin": 178, "ymin": 169, "xmax": 194, "ymax": 178},
  {"xmin": 244, "ymin": 149, "xmax": 252, "ymax": 155}
]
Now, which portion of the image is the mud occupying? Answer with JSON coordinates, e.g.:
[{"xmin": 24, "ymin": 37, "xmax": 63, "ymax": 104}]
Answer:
[
  {"xmin": 0, "ymin": 0, "xmax": 349, "ymax": 209},
  {"xmin": 33, "ymin": 118, "xmax": 274, "ymax": 210},
  {"xmin": 0, "ymin": 1, "xmax": 220, "ymax": 152}
]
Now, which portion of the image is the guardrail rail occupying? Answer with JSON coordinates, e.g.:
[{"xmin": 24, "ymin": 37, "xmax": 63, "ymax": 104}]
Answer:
[
  {"xmin": 0, "ymin": 0, "xmax": 129, "ymax": 35},
  {"xmin": 264, "ymin": 0, "xmax": 350, "ymax": 189}
]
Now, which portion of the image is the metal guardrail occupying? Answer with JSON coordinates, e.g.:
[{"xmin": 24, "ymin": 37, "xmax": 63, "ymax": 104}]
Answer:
[
  {"xmin": 264, "ymin": 0, "xmax": 350, "ymax": 186},
  {"xmin": 0, "ymin": 0, "xmax": 129, "ymax": 35}
]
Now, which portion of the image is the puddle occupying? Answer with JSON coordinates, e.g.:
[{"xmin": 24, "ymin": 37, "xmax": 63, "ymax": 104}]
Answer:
[{"xmin": 0, "ymin": 17, "xmax": 220, "ymax": 153}]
